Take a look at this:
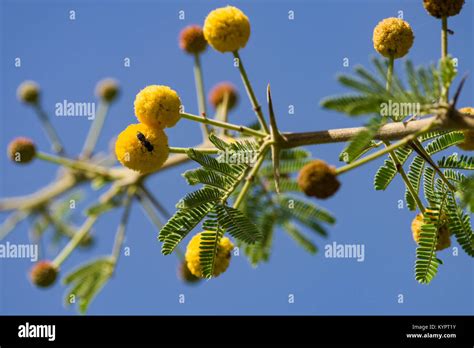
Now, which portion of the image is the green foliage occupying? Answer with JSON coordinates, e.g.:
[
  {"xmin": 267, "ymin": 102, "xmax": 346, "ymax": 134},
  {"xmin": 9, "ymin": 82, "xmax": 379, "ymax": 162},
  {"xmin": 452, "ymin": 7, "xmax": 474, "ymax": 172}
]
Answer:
[
  {"xmin": 321, "ymin": 58, "xmax": 452, "ymax": 118},
  {"xmin": 236, "ymin": 148, "xmax": 335, "ymax": 266},
  {"xmin": 339, "ymin": 117, "xmax": 382, "ymax": 164},
  {"xmin": 199, "ymin": 213, "xmax": 224, "ymax": 279},
  {"xmin": 158, "ymin": 134, "xmax": 262, "ymax": 260},
  {"xmin": 63, "ymin": 257, "xmax": 115, "ymax": 314},
  {"xmin": 446, "ymin": 192, "xmax": 474, "ymax": 257},
  {"xmin": 405, "ymin": 156, "xmax": 425, "ymax": 211},
  {"xmin": 438, "ymin": 154, "xmax": 474, "ymax": 170},
  {"xmin": 459, "ymin": 176, "xmax": 474, "ymax": 212},
  {"xmin": 414, "ymin": 210, "xmax": 442, "ymax": 284},
  {"xmin": 374, "ymin": 146, "xmax": 413, "ymax": 190}
]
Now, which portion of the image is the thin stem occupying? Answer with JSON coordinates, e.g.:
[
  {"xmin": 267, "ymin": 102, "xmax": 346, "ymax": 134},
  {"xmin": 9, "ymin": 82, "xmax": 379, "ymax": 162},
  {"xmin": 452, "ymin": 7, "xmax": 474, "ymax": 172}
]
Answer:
[
  {"xmin": 233, "ymin": 51, "xmax": 270, "ymax": 134},
  {"xmin": 193, "ymin": 53, "xmax": 210, "ymax": 138},
  {"xmin": 52, "ymin": 215, "xmax": 98, "ymax": 268},
  {"xmin": 180, "ymin": 112, "xmax": 266, "ymax": 138},
  {"xmin": 441, "ymin": 16, "xmax": 449, "ymax": 101},
  {"xmin": 136, "ymin": 192, "xmax": 163, "ymax": 229},
  {"xmin": 386, "ymin": 56, "xmax": 394, "ymax": 92},
  {"xmin": 138, "ymin": 185, "xmax": 171, "ymax": 218},
  {"xmin": 233, "ymin": 146, "xmax": 269, "ymax": 209},
  {"xmin": 33, "ymin": 104, "xmax": 65, "ymax": 155},
  {"xmin": 0, "ymin": 210, "xmax": 29, "ymax": 241},
  {"xmin": 36, "ymin": 151, "xmax": 116, "ymax": 179},
  {"xmin": 112, "ymin": 189, "xmax": 134, "ymax": 262},
  {"xmin": 385, "ymin": 144, "xmax": 425, "ymax": 213},
  {"xmin": 169, "ymin": 146, "xmax": 219, "ymax": 154},
  {"xmin": 216, "ymin": 92, "xmax": 230, "ymax": 136},
  {"xmin": 337, "ymin": 120, "xmax": 436, "ymax": 175},
  {"xmin": 80, "ymin": 101, "xmax": 110, "ymax": 158}
]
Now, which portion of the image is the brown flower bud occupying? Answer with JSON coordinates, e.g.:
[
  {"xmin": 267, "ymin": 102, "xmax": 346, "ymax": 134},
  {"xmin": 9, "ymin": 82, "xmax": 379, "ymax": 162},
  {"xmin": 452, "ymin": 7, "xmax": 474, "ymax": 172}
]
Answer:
[{"xmin": 297, "ymin": 160, "xmax": 341, "ymax": 199}]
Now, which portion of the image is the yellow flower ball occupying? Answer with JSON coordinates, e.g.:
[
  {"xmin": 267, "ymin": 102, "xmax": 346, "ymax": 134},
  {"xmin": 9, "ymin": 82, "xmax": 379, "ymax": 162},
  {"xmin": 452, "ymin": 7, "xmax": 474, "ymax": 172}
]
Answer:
[
  {"xmin": 115, "ymin": 123, "xmax": 169, "ymax": 174},
  {"xmin": 185, "ymin": 232, "xmax": 234, "ymax": 278},
  {"xmin": 457, "ymin": 107, "xmax": 474, "ymax": 151},
  {"xmin": 134, "ymin": 85, "xmax": 182, "ymax": 129},
  {"xmin": 203, "ymin": 6, "xmax": 250, "ymax": 53},
  {"xmin": 373, "ymin": 18, "xmax": 414, "ymax": 59},
  {"xmin": 411, "ymin": 211, "xmax": 451, "ymax": 251},
  {"xmin": 95, "ymin": 78, "xmax": 120, "ymax": 102},
  {"xmin": 17, "ymin": 81, "xmax": 40, "ymax": 104},
  {"xmin": 423, "ymin": 0, "xmax": 465, "ymax": 18}
]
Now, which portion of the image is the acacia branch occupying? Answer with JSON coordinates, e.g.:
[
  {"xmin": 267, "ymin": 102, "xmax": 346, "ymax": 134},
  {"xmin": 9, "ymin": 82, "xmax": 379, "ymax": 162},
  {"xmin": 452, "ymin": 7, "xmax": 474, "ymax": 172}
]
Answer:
[
  {"xmin": 282, "ymin": 111, "xmax": 474, "ymax": 148},
  {"xmin": 1, "ymin": 111, "xmax": 472, "ymax": 213}
]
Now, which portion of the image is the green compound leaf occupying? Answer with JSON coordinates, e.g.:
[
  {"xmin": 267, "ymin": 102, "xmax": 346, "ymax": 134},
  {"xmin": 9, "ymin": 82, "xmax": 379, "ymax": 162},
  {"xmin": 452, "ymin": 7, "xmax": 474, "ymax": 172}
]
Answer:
[
  {"xmin": 183, "ymin": 168, "xmax": 234, "ymax": 191},
  {"xmin": 216, "ymin": 204, "xmax": 262, "ymax": 244},
  {"xmin": 160, "ymin": 202, "xmax": 215, "ymax": 254},
  {"xmin": 437, "ymin": 154, "xmax": 474, "ymax": 170},
  {"xmin": 199, "ymin": 212, "xmax": 225, "ymax": 279},
  {"xmin": 176, "ymin": 187, "xmax": 222, "ymax": 209},
  {"xmin": 414, "ymin": 210, "xmax": 442, "ymax": 285},
  {"xmin": 374, "ymin": 146, "xmax": 413, "ymax": 190},
  {"xmin": 63, "ymin": 256, "xmax": 115, "ymax": 314},
  {"xmin": 405, "ymin": 156, "xmax": 425, "ymax": 211},
  {"xmin": 446, "ymin": 192, "xmax": 474, "ymax": 257},
  {"xmin": 339, "ymin": 117, "xmax": 382, "ymax": 164},
  {"xmin": 282, "ymin": 222, "xmax": 317, "ymax": 255},
  {"xmin": 243, "ymin": 212, "xmax": 276, "ymax": 267},
  {"xmin": 425, "ymin": 131, "xmax": 465, "ymax": 155}
]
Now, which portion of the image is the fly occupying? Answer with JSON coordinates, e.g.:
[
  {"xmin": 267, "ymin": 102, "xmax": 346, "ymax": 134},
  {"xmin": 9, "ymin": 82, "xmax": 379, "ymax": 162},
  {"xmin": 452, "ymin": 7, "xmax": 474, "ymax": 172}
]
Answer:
[{"xmin": 137, "ymin": 131, "xmax": 154, "ymax": 152}]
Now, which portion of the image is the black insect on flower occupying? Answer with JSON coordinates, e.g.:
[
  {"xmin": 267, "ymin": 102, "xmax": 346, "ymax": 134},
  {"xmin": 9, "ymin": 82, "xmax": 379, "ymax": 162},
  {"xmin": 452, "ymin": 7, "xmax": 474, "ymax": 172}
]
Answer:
[{"xmin": 136, "ymin": 131, "xmax": 154, "ymax": 152}]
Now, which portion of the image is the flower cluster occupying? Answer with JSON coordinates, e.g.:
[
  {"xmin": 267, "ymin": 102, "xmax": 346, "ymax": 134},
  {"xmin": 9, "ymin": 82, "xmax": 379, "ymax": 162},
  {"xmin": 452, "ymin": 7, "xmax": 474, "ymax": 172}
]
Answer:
[{"xmin": 115, "ymin": 85, "xmax": 182, "ymax": 174}]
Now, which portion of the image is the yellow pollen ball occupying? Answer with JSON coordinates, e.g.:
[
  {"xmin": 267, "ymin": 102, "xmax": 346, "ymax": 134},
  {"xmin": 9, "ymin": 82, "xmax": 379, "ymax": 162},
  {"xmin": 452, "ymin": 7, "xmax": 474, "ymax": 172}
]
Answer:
[
  {"xmin": 203, "ymin": 6, "xmax": 251, "ymax": 53},
  {"xmin": 373, "ymin": 17, "xmax": 414, "ymax": 59},
  {"xmin": 134, "ymin": 85, "xmax": 182, "ymax": 129},
  {"xmin": 115, "ymin": 123, "xmax": 169, "ymax": 174},
  {"xmin": 185, "ymin": 232, "xmax": 234, "ymax": 278}
]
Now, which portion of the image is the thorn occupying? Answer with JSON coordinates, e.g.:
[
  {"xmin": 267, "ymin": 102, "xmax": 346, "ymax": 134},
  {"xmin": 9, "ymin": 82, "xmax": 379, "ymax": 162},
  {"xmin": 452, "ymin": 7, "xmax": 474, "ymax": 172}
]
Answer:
[
  {"xmin": 452, "ymin": 73, "xmax": 468, "ymax": 108},
  {"xmin": 267, "ymin": 84, "xmax": 282, "ymax": 194}
]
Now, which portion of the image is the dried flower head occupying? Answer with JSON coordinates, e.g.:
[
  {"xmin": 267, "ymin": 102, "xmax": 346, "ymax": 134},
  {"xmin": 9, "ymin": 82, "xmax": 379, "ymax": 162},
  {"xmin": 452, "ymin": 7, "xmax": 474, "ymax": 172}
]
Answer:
[
  {"xmin": 185, "ymin": 232, "xmax": 234, "ymax": 278},
  {"xmin": 373, "ymin": 18, "xmax": 414, "ymax": 59},
  {"xmin": 115, "ymin": 123, "xmax": 169, "ymax": 174},
  {"xmin": 17, "ymin": 81, "xmax": 40, "ymax": 104},
  {"xmin": 457, "ymin": 107, "xmax": 474, "ymax": 151},
  {"xmin": 179, "ymin": 25, "xmax": 207, "ymax": 54},
  {"xmin": 297, "ymin": 160, "xmax": 341, "ymax": 199},
  {"xmin": 8, "ymin": 137, "xmax": 36, "ymax": 164},
  {"xmin": 95, "ymin": 78, "xmax": 120, "ymax": 102},
  {"xmin": 208, "ymin": 82, "xmax": 239, "ymax": 110},
  {"xmin": 423, "ymin": 0, "xmax": 465, "ymax": 18},
  {"xmin": 203, "ymin": 6, "xmax": 251, "ymax": 53},
  {"xmin": 30, "ymin": 261, "xmax": 58, "ymax": 288},
  {"xmin": 411, "ymin": 211, "xmax": 451, "ymax": 251},
  {"xmin": 134, "ymin": 85, "xmax": 182, "ymax": 129}
]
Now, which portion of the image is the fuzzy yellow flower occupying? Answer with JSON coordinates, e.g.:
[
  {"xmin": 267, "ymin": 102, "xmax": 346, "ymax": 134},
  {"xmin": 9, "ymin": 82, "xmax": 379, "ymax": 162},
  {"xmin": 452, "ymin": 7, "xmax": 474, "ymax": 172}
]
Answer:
[
  {"xmin": 17, "ymin": 81, "xmax": 40, "ymax": 104},
  {"xmin": 115, "ymin": 123, "xmax": 169, "ymax": 174},
  {"xmin": 457, "ymin": 107, "xmax": 474, "ymax": 151},
  {"xmin": 134, "ymin": 85, "xmax": 182, "ymax": 129},
  {"xmin": 373, "ymin": 18, "xmax": 414, "ymax": 59},
  {"xmin": 423, "ymin": 0, "xmax": 465, "ymax": 18},
  {"xmin": 185, "ymin": 232, "xmax": 234, "ymax": 278},
  {"xmin": 95, "ymin": 78, "xmax": 120, "ymax": 103},
  {"xmin": 203, "ymin": 6, "xmax": 250, "ymax": 53},
  {"xmin": 411, "ymin": 211, "xmax": 451, "ymax": 251}
]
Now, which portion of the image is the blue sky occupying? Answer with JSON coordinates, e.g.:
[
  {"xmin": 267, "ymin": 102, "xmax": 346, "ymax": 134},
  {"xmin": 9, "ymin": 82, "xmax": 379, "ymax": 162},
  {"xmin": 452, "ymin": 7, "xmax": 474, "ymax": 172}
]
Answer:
[{"xmin": 0, "ymin": 0, "xmax": 473, "ymax": 315}]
